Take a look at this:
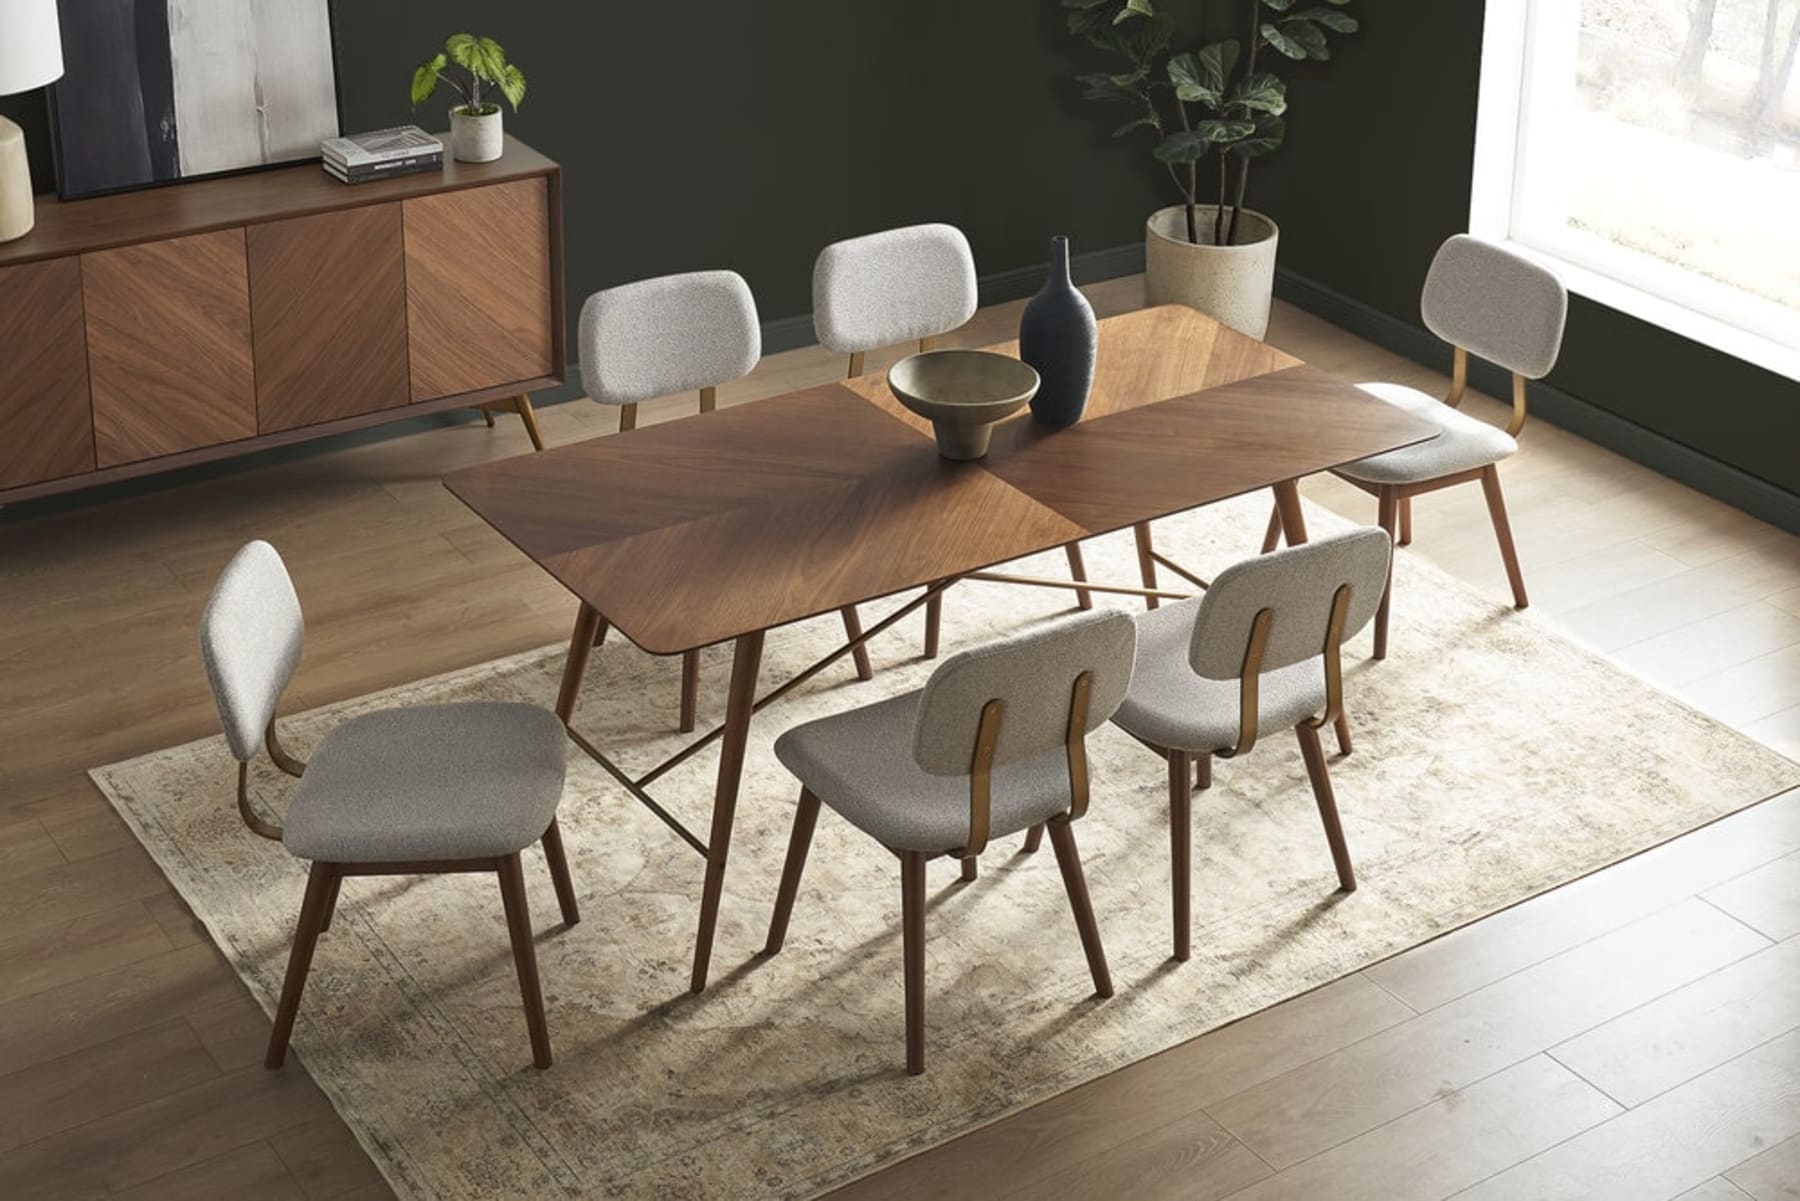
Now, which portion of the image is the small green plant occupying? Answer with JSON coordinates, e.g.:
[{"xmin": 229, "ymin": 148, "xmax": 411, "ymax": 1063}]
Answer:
[
  {"xmin": 1063, "ymin": 0, "xmax": 1358, "ymax": 246},
  {"xmin": 411, "ymin": 34, "xmax": 526, "ymax": 117}
]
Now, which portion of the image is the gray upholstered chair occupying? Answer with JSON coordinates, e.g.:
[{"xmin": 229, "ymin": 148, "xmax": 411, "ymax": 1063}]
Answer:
[
  {"xmin": 1263, "ymin": 235, "xmax": 1567, "ymax": 659},
  {"xmin": 199, "ymin": 540, "xmax": 575, "ymax": 1071},
  {"xmin": 1109, "ymin": 529, "xmax": 1390, "ymax": 962},
  {"xmin": 577, "ymin": 269, "xmax": 872, "ymax": 718},
  {"xmin": 762, "ymin": 609, "xmax": 1137, "ymax": 1075},
  {"xmin": 813, "ymin": 223, "xmax": 1097, "ymax": 648}
]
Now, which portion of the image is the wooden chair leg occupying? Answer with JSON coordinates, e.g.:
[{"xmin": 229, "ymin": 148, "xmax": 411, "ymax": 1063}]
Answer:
[
  {"xmin": 1374, "ymin": 486, "xmax": 1398, "ymax": 660},
  {"xmin": 764, "ymin": 788, "xmax": 822, "ymax": 954},
  {"xmin": 1480, "ymin": 465, "xmax": 1529, "ymax": 610},
  {"xmin": 1261, "ymin": 501, "xmax": 1283, "ymax": 554},
  {"xmin": 699, "ymin": 385, "xmax": 717, "ymax": 414},
  {"xmin": 266, "ymin": 862, "xmax": 337, "ymax": 1069},
  {"xmin": 540, "ymin": 819, "xmax": 580, "ymax": 926},
  {"xmin": 1022, "ymin": 822, "xmax": 1045, "ymax": 852},
  {"xmin": 317, "ymin": 874, "xmax": 343, "ymax": 933},
  {"xmin": 618, "ymin": 402, "xmax": 638, "ymax": 432},
  {"xmin": 841, "ymin": 606, "xmax": 875, "ymax": 681},
  {"xmin": 1195, "ymin": 751, "xmax": 1212, "ymax": 792},
  {"xmin": 679, "ymin": 649, "xmax": 700, "ymax": 733},
  {"xmin": 924, "ymin": 593, "xmax": 942, "ymax": 660},
  {"xmin": 1133, "ymin": 521, "xmax": 1159, "ymax": 610},
  {"xmin": 1296, "ymin": 725, "xmax": 1356, "ymax": 892},
  {"xmin": 1333, "ymin": 710, "xmax": 1353, "ymax": 756},
  {"xmin": 1064, "ymin": 543, "xmax": 1094, "ymax": 611},
  {"xmin": 1168, "ymin": 751, "xmax": 1192, "ymax": 962},
  {"xmin": 1048, "ymin": 818, "xmax": 1113, "ymax": 997},
  {"xmin": 1397, "ymin": 496, "xmax": 1413, "ymax": 546},
  {"xmin": 513, "ymin": 395, "xmax": 546, "ymax": 452},
  {"xmin": 498, "ymin": 852, "xmax": 553, "ymax": 1069},
  {"xmin": 960, "ymin": 856, "xmax": 978, "ymax": 882},
  {"xmin": 900, "ymin": 850, "xmax": 927, "ymax": 1075}
]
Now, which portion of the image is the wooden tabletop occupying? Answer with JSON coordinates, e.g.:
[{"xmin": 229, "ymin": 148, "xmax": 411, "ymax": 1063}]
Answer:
[{"xmin": 446, "ymin": 305, "xmax": 1438, "ymax": 655}]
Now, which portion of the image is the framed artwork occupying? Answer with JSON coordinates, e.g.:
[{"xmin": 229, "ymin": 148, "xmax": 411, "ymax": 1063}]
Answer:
[{"xmin": 49, "ymin": 0, "xmax": 340, "ymax": 200}]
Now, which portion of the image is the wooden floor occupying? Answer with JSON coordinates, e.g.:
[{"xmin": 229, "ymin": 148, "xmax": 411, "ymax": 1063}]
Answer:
[{"xmin": 1, "ymin": 278, "xmax": 1795, "ymax": 1200}]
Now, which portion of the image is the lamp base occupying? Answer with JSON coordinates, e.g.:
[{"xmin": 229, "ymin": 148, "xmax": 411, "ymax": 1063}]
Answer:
[{"xmin": 0, "ymin": 115, "xmax": 37, "ymax": 244}]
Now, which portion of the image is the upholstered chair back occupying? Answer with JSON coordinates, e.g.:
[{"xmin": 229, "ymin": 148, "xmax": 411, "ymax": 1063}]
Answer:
[
  {"xmin": 911, "ymin": 610, "xmax": 1137, "ymax": 776},
  {"xmin": 578, "ymin": 269, "xmax": 761, "ymax": 406},
  {"xmin": 199, "ymin": 540, "xmax": 304, "ymax": 762},
  {"xmin": 1189, "ymin": 529, "xmax": 1392, "ymax": 680},
  {"xmin": 812, "ymin": 223, "xmax": 979, "ymax": 355},
  {"xmin": 1420, "ymin": 235, "xmax": 1568, "ymax": 379}
]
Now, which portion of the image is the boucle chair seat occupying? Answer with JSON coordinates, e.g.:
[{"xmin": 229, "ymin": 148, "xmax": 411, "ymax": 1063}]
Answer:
[
  {"xmin": 284, "ymin": 702, "xmax": 567, "ymax": 863},
  {"xmin": 774, "ymin": 692, "xmax": 1077, "ymax": 854},
  {"xmin": 1110, "ymin": 598, "xmax": 1332, "ymax": 754},
  {"xmin": 1335, "ymin": 381, "xmax": 1516, "ymax": 485}
]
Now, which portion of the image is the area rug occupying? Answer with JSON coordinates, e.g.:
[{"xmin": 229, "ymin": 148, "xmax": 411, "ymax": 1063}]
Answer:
[{"xmin": 92, "ymin": 493, "xmax": 1799, "ymax": 1200}]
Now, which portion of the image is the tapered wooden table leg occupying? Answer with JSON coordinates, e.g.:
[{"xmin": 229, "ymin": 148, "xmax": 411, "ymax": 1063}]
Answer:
[
  {"xmin": 555, "ymin": 603, "xmax": 602, "ymax": 723},
  {"xmin": 690, "ymin": 628, "xmax": 766, "ymax": 993},
  {"xmin": 1272, "ymin": 479, "xmax": 1309, "ymax": 547},
  {"xmin": 1133, "ymin": 522, "xmax": 1159, "ymax": 610},
  {"xmin": 1261, "ymin": 502, "xmax": 1283, "ymax": 554}
]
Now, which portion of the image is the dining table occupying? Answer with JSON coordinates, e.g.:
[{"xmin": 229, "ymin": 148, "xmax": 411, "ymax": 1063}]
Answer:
[{"xmin": 445, "ymin": 303, "xmax": 1439, "ymax": 993}]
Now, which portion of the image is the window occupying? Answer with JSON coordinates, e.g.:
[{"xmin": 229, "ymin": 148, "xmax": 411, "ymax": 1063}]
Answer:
[{"xmin": 1472, "ymin": 0, "xmax": 1800, "ymax": 381}]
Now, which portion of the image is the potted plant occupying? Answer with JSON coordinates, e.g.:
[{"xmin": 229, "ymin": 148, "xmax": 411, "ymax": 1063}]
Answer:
[
  {"xmin": 411, "ymin": 34, "xmax": 527, "ymax": 164},
  {"xmin": 1064, "ymin": 0, "xmax": 1358, "ymax": 337}
]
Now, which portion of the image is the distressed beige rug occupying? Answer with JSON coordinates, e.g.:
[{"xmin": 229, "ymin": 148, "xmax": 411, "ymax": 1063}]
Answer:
[{"xmin": 93, "ymin": 494, "xmax": 1798, "ymax": 1200}]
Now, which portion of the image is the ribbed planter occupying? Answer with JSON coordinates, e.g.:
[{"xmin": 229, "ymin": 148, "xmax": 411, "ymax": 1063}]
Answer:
[{"xmin": 1144, "ymin": 204, "xmax": 1279, "ymax": 339}]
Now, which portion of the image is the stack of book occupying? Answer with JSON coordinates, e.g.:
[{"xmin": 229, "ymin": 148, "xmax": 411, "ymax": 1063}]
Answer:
[{"xmin": 321, "ymin": 126, "xmax": 444, "ymax": 185}]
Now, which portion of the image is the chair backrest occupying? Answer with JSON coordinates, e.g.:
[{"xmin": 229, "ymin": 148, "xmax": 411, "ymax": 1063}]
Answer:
[
  {"xmin": 1189, "ymin": 529, "xmax": 1392, "ymax": 681},
  {"xmin": 1420, "ymin": 235, "xmax": 1567, "ymax": 380},
  {"xmin": 199, "ymin": 540, "xmax": 304, "ymax": 763},
  {"xmin": 912, "ymin": 609, "xmax": 1136, "ymax": 777},
  {"xmin": 578, "ymin": 269, "xmax": 761, "ymax": 406},
  {"xmin": 812, "ymin": 223, "xmax": 978, "ymax": 355}
]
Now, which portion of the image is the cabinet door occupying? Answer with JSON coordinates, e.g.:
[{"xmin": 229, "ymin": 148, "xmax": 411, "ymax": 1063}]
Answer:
[
  {"xmin": 403, "ymin": 177, "xmax": 555, "ymax": 401},
  {"xmin": 248, "ymin": 203, "xmax": 411, "ymax": 433},
  {"xmin": 0, "ymin": 258, "xmax": 94, "ymax": 490},
  {"xmin": 83, "ymin": 229, "xmax": 256, "ymax": 467}
]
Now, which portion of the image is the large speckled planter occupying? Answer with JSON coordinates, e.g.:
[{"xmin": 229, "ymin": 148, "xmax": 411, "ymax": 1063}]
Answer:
[
  {"xmin": 450, "ymin": 106, "xmax": 504, "ymax": 163},
  {"xmin": 1144, "ymin": 204, "xmax": 1278, "ymax": 339}
]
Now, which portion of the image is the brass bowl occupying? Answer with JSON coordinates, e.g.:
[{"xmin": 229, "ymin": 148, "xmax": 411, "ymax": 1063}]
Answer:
[{"xmin": 887, "ymin": 350, "xmax": 1040, "ymax": 460}]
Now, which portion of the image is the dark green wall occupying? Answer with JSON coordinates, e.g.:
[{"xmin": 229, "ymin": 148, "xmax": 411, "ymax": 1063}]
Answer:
[{"xmin": 3, "ymin": 1, "xmax": 1793, "ymax": 497}]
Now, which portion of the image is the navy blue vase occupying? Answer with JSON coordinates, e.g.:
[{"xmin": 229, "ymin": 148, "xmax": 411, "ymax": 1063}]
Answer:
[{"xmin": 1021, "ymin": 235, "xmax": 1098, "ymax": 428}]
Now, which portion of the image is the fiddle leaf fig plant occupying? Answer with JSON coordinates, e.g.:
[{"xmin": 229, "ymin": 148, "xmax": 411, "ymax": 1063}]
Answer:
[
  {"xmin": 1064, "ymin": 0, "xmax": 1357, "ymax": 246},
  {"xmin": 411, "ymin": 34, "xmax": 526, "ymax": 116}
]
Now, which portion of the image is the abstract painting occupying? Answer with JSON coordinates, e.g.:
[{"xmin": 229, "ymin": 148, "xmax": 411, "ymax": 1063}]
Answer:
[{"xmin": 49, "ymin": 0, "xmax": 339, "ymax": 199}]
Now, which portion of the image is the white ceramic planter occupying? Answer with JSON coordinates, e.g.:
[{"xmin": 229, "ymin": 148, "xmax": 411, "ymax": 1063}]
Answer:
[
  {"xmin": 1144, "ymin": 204, "xmax": 1279, "ymax": 339},
  {"xmin": 450, "ymin": 107, "xmax": 504, "ymax": 163}
]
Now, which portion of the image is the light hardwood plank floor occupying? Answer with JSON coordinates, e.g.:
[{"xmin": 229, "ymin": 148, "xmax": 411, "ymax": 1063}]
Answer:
[{"xmin": 0, "ymin": 277, "xmax": 1794, "ymax": 1199}]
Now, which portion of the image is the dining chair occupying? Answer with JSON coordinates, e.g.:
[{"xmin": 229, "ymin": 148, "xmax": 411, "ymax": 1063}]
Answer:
[
  {"xmin": 199, "ymin": 540, "xmax": 576, "ymax": 1071},
  {"xmin": 812, "ymin": 222, "xmax": 1098, "ymax": 650},
  {"xmin": 762, "ymin": 609, "xmax": 1137, "ymax": 1074},
  {"xmin": 1107, "ymin": 528, "xmax": 1390, "ymax": 961},
  {"xmin": 579, "ymin": 269, "xmax": 869, "ymax": 723},
  {"xmin": 1261, "ymin": 235, "xmax": 1567, "ymax": 659}
]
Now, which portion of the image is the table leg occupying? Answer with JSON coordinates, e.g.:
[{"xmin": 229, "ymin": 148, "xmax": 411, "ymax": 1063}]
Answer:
[
  {"xmin": 690, "ymin": 628, "xmax": 766, "ymax": 993},
  {"xmin": 555, "ymin": 603, "xmax": 602, "ymax": 723},
  {"xmin": 1272, "ymin": 480, "xmax": 1309, "ymax": 546}
]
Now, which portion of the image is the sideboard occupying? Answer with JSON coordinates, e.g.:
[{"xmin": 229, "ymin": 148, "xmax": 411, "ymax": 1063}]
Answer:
[{"xmin": 0, "ymin": 135, "xmax": 564, "ymax": 503}]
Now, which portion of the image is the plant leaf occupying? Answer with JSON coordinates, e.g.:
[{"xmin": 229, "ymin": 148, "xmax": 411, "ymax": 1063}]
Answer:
[
  {"xmin": 1260, "ymin": 21, "xmax": 1308, "ymax": 59},
  {"xmin": 474, "ymin": 36, "xmax": 507, "ymax": 81},
  {"xmin": 1193, "ymin": 118, "xmax": 1256, "ymax": 142},
  {"xmin": 1077, "ymin": 71, "xmax": 1143, "ymax": 102},
  {"xmin": 1152, "ymin": 130, "xmax": 1213, "ymax": 163},
  {"xmin": 1293, "ymin": 6, "xmax": 1359, "ymax": 32},
  {"xmin": 499, "ymin": 63, "xmax": 525, "ymax": 110},
  {"xmin": 1113, "ymin": 114, "xmax": 1159, "ymax": 137},
  {"xmin": 1226, "ymin": 71, "xmax": 1287, "ymax": 114},
  {"xmin": 1230, "ymin": 115, "xmax": 1286, "ymax": 156},
  {"xmin": 409, "ymin": 53, "xmax": 446, "ymax": 106},
  {"xmin": 1114, "ymin": 0, "xmax": 1156, "ymax": 22},
  {"xmin": 445, "ymin": 33, "xmax": 477, "ymax": 69},
  {"xmin": 1166, "ymin": 52, "xmax": 1220, "ymax": 105},
  {"xmin": 1260, "ymin": 0, "xmax": 1298, "ymax": 9},
  {"xmin": 1281, "ymin": 19, "xmax": 1331, "ymax": 59},
  {"xmin": 1197, "ymin": 40, "xmax": 1241, "ymax": 92}
]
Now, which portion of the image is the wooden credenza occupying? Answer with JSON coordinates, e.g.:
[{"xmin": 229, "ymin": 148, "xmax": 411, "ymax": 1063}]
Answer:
[{"xmin": 0, "ymin": 136, "xmax": 564, "ymax": 502}]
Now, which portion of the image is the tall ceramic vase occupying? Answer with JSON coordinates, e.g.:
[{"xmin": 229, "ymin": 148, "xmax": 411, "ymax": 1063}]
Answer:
[{"xmin": 1020, "ymin": 236, "xmax": 1098, "ymax": 428}]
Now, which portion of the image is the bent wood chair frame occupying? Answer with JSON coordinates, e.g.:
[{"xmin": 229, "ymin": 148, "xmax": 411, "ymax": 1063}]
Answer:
[
  {"xmin": 237, "ymin": 718, "xmax": 577, "ymax": 1072},
  {"xmin": 763, "ymin": 672, "xmax": 1112, "ymax": 1074},
  {"xmin": 1261, "ymin": 346, "xmax": 1530, "ymax": 660}
]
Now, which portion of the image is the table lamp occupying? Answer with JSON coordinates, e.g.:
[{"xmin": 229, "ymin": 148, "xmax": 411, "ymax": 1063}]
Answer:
[{"xmin": 0, "ymin": 0, "xmax": 64, "ymax": 243}]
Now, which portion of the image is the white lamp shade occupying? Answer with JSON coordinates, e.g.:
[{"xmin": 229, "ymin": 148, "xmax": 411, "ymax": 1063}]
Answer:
[{"xmin": 0, "ymin": 0, "xmax": 64, "ymax": 95}]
